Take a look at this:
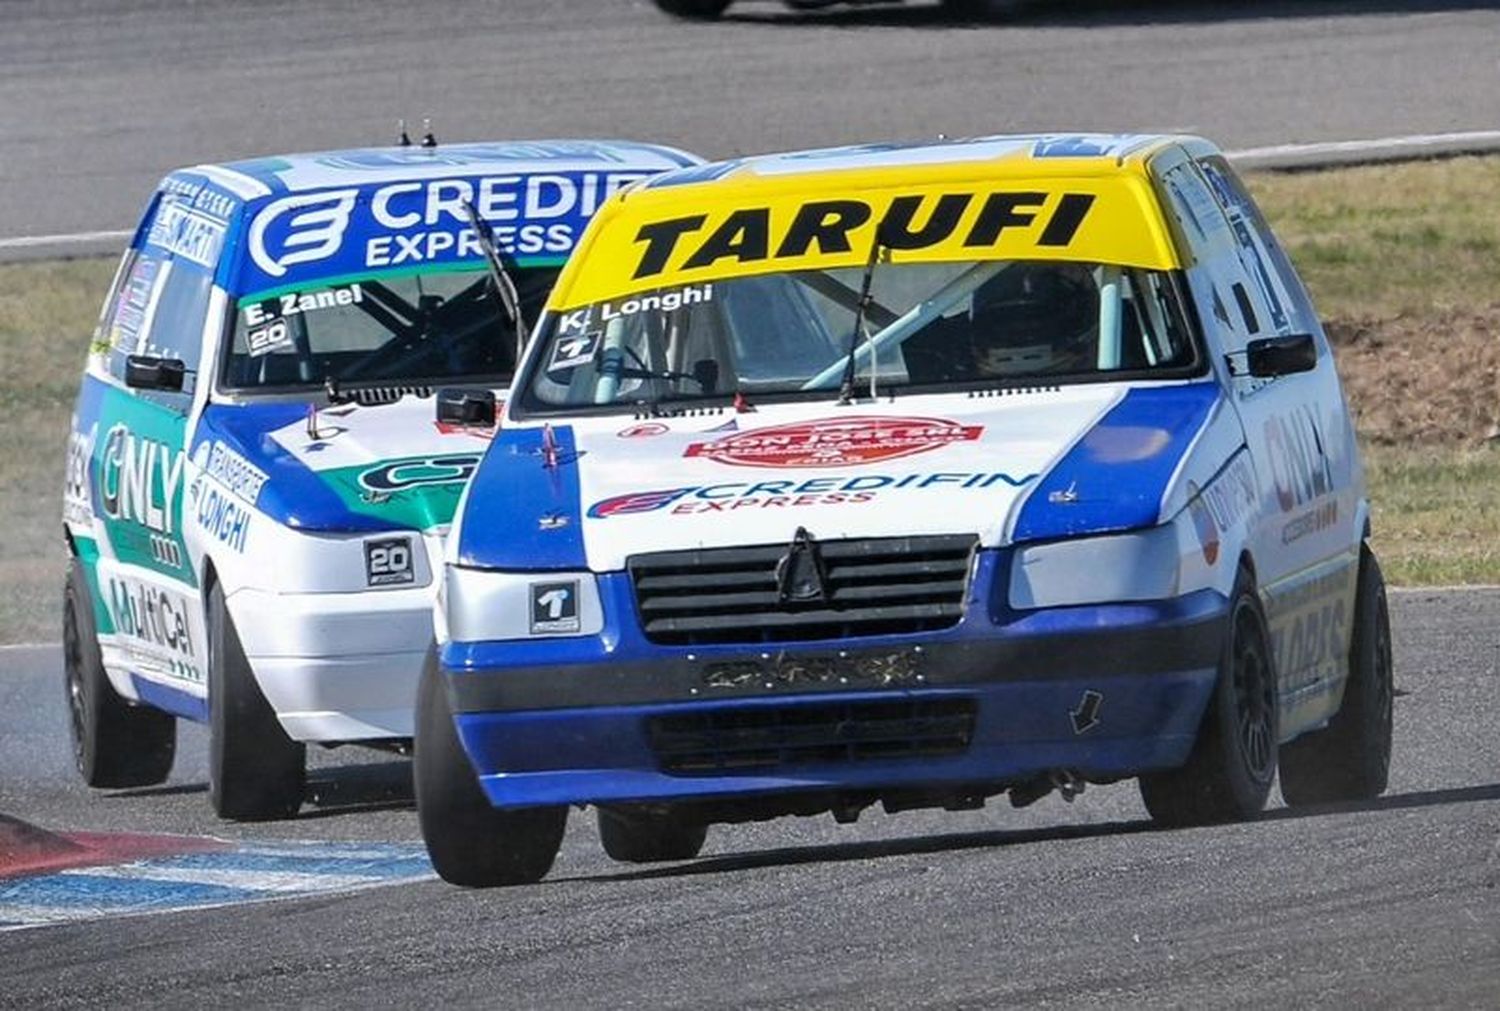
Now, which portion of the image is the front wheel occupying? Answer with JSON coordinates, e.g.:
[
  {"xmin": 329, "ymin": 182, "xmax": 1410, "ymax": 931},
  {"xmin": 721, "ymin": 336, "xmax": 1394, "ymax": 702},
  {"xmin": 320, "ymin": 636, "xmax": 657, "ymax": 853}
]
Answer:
[
  {"xmin": 597, "ymin": 806, "xmax": 708, "ymax": 863},
  {"xmin": 653, "ymin": 0, "xmax": 732, "ymax": 19},
  {"xmin": 63, "ymin": 558, "xmax": 175, "ymax": 788},
  {"xmin": 1279, "ymin": 548, "xmax": 1393, "ymax": 805},
  {"xmin": 414, "ymin": 648, "xmax": 567, "ymax": 887},
  {"xmin": 207, "ymin": 581, "xmax": 305, "ymax": 820},
  {"xmin": 1140, "ymin": 569, "xmax": 1278, "ymax": 826}
]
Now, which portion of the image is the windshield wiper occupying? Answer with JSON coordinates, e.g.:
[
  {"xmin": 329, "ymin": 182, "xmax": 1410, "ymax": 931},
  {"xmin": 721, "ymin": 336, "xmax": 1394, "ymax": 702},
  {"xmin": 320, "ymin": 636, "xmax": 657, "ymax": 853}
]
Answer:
[
  {"xmin": 838, "ymin": 227, "xmax": 886, "ymax": 406},
  {"xmin": 463, "ymin": 200, "xmax": 528, "ymax": 367}
]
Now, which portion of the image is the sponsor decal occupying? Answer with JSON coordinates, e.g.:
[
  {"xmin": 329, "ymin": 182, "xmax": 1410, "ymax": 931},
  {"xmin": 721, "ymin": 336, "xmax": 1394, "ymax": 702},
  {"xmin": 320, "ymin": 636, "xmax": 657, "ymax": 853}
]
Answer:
[
  {"xmin": 599, "ymin": 283, "xmax": 713, "ymax": 320},
  {"xmin": 358, "ymin": 454, "xmax": 480, "ymax": 493},
  {"xmin": 242, "ymin": 283, "xmax": 366, "ymax": 327},
  {"xmin": 1186, "ymin": 482, "xmax": 1220, "ymax": 566},
  {"xmin": 629, "ymin": 191, "xmax": 1096, "ymax": 282},
  {"xmin": 1265, "ymin": 407, "xmax": 1339, "ymax": 545},
  {"xmin": 107, "ymin": 258, "xmax": 160, "ymax": 352},
  {"xmin": 1269, "ymin": 567, "xmax": 1354, "ymax": 691},
  {"xmin": 530, "ymin": 580, "xmax": 581, "ymax": 634},
  {"xmin": 586, "ymin": 469, "xmax": 1035, "ymax": 519},
  {"xmin": 365, "ymin": 537, "xmax": 415, "ymax": 587},
  {"xmin": 146, "ymin": 200, "xmax": 227, "ymax": 269},
  {"xmin": 202, "ymin": 441, "xmax": 269, "ymax": 505},
  {"xmin": 684, "ymin": 416, "xmax": 983, "ymax": 469},
  {"xmin": 194, "ymin": 485, "xmax": 251, "ymax": 553},
  {"xmin": 244, "ymin": 172, "xmax": 647, "ymax": 287},
  {"xmin": 618, "ymin": 422, "xmax": 669, "ymax": 438},
  {"xmin": 63, "ymin": 425, "xmax": 97, "ymax": 527},
  {"xmin": 106, "ymin": 576, "xmax": 198, "ymax": 680},
  {"xmin": 100, "ymin": 425, "xmax": 185, "ymax": 536}
]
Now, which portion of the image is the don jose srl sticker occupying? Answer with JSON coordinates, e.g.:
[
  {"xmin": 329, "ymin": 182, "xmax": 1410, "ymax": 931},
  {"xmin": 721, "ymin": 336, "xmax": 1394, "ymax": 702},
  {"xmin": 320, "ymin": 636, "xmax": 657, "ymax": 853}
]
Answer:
[{"xmin": 683, "ymin": 415, "xmax": 983, "ymax": 469}]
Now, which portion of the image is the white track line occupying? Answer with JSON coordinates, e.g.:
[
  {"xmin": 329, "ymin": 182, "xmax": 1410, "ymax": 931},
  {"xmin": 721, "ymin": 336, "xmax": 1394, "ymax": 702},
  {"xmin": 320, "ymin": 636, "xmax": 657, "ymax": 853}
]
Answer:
[{"xmin": 0, "ymin": 229, "xmax": 131, "ymax": 251}]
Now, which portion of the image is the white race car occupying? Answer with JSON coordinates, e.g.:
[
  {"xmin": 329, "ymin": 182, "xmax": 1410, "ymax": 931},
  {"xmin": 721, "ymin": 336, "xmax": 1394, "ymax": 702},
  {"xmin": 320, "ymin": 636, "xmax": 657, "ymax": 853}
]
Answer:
[
  {"xmin": 419, "ymin": 133, "xmax": 1392, "ymax": 885},
  {"xmin": 61, "ymin": 139, "xmax": 702, "ymax": 819}
]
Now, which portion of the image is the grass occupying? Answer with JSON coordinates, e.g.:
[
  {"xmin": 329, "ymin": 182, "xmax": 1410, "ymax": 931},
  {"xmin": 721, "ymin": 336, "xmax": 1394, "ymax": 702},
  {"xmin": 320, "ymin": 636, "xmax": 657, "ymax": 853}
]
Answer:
[{"xmin": 1, "ymin": 158, "xmax": 1498, "ymax": 640}]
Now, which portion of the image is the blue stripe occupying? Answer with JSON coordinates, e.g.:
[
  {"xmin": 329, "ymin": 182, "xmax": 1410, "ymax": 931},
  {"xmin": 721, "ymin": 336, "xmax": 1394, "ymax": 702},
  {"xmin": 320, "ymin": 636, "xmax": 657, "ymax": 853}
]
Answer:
[
  {"xmin": 1, "ymin": 874, "xmax": 259, "ymax": 909},
  {"xmin": 130, "ymin": 674, "xmax": 208, "ymax": 723},
  {"xmin": 163, "ymin": 849, "xmax": 431, "ymax": 879},
  {"xmin": 455, "ymin": 426, "xmax": 585, "ymax": 569},
  {"xmin": 1013, "ymin": 383, "xmax": 1222, "ymax": 542}
]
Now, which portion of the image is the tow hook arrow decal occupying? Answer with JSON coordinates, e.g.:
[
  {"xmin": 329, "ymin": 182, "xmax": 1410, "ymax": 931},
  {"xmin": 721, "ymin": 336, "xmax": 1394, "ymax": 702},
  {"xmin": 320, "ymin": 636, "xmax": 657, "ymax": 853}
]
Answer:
[{"xmin": 1070, "ymin": 690, "xmax": 1103, "ymax": 735}]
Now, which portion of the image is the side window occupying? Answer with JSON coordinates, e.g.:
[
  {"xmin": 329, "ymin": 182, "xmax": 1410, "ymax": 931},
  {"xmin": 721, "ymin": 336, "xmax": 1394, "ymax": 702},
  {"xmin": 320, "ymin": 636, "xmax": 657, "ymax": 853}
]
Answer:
[
  {"xmin": 101, "ymin": 194, "xmax": 216, "ymax": 393},
  {"xmin": 1197, "ymin": 156, "xmax": 1319, "ymax": 335},
  {"xmin": 1158, "ymin": 159, "xmax": 1275, "ymax": 355}
]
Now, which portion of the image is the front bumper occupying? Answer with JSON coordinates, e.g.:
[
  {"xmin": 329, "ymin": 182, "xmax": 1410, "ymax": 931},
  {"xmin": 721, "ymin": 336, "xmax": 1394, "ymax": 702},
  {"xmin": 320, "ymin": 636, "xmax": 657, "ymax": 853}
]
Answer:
[
  {"xmin": 231, "ymin": 585, "xmax": 433, "ymax": 741},
  {"xmin": 442, "ymin": 553, "xmax": 1229, "ymax": 810}
]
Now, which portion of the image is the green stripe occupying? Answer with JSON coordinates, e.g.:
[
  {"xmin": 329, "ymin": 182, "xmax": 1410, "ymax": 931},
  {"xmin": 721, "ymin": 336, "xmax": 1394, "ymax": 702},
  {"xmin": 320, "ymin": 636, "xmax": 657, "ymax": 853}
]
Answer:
[{"xmin": 238, "ymin": 258, "xmax": 569, "ymax": 305}]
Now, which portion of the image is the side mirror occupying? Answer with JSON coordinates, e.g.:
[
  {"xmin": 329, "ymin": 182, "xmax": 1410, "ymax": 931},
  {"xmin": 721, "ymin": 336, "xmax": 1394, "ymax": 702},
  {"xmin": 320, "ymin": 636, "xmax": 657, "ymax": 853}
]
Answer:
[
  {"xmin": 436, "ymin": 387, "xmax": 496, "ymax": 428},
  {"xmin": 1246, "ymin": 333, "xmax": 1317, "ymax": 378},
  {"xmin": 125, "ymin": 354, "xmax": 186, "ymax": 392}
]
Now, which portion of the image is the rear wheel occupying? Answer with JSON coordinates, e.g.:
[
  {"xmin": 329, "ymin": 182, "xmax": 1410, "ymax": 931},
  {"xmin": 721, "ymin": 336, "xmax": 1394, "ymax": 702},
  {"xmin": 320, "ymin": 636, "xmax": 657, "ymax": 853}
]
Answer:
[
  {"xmin": 1279, "ymin": 548, "xmax": 1393, "ymax": 805},
  {"xmin": 1140, "ymin": 569, "xmax": 1278, "ymax": 826},
  {"xmin": 63, "ymin": 558, "xmax": 175, "ymax": 788},
  {"xmin": 207, "ymin": 581, "xmax": 305, "ymax": 820},
  {"xmin": 653, "ymin": 0, "xmax": 733, "ymax": 19},
  {"xmin": 415, "ymin": 648, "xmax": 567, "ymax": 886},
  {"xmin": 597, "ymin": 806, "xmax": 708, "ymax": 863}
]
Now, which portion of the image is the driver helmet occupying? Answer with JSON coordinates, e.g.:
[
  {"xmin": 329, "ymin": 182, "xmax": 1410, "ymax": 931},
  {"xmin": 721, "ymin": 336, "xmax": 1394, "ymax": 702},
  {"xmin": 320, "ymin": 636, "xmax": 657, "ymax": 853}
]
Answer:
[{"xmin": 968, "ymin": 262, "xmax": 1099, "ymax": 376}]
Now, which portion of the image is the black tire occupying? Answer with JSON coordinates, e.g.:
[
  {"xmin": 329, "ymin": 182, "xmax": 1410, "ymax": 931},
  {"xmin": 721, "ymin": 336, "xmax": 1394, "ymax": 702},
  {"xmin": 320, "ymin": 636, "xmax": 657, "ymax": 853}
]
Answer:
[
  {"xmin": 1279, "ymin": 548, "xmax": 1393, "ymax": 805},
  {"xmin": 596, "ymin": 806, "xmax": 708, "ymax": 863},
  {"xmin": 63, "ymin": 558, "xmax": 176, "ymax": 788},
  {"xmin": 1140, "ymin": 568, "xmax": 1278, "ymax": 826},
  {"xmin": 653, "ymin": 0, "xmax": 732, "ymax": 19},
  {"xmin": 206, "ymin": 580, "xmax": 305, "ymax": 820},
  {"xmin": 414, "ymin": 648, "xmax": 567, "ymax": 887}
]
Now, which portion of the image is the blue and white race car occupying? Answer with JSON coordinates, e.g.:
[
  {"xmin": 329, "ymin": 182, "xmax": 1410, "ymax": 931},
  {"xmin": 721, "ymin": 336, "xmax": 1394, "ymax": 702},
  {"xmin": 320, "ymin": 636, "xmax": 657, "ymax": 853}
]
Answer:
[
  {"xmin": 61, "ymin": 139, "xmax": 701, "ymax": 820},
  {"xmin": 419, "ymin": 133, "xmax": 1393, "ymax": 884}
]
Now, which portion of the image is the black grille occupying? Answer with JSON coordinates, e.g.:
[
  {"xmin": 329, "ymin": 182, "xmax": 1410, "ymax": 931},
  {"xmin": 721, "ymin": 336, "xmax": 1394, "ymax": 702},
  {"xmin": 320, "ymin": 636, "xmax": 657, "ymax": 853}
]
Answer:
[
  {"xmin": 627, "ymin": 534, "xmax": 977, "ymax": 645},
  {"xmin": 648, "ymin": 698, "xmax": 977, "ymax": 774}
]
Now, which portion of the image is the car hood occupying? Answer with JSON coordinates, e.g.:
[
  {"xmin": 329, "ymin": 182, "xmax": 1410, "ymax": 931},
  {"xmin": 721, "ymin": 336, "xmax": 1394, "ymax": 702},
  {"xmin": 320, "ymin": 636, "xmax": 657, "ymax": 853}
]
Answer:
[
  {"xmin": 193, "ymin": 394, "xmax": 498, "ymax": 533},
  {"xmin": 454, "ymin": 381, "xmax": 1225, "ymax": 572}
]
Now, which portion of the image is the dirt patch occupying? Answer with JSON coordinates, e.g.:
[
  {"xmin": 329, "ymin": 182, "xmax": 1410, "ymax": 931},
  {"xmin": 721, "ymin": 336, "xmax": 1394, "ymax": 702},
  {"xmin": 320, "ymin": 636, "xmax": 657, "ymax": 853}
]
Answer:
[{"xmin": 1329, "ymin": 304, "xmax": 1500, "ymax": 446}]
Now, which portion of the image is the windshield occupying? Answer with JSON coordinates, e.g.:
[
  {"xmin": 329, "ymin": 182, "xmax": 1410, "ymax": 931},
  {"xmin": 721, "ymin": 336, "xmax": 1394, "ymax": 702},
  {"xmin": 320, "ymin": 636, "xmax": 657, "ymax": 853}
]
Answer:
[
  {"xmin": 222, "ymin": 266, "xmax": 558, "ymax": 392},
  {"xmin": 518, "ymin": 259, "xmax": 1198, "ymax": 414}
]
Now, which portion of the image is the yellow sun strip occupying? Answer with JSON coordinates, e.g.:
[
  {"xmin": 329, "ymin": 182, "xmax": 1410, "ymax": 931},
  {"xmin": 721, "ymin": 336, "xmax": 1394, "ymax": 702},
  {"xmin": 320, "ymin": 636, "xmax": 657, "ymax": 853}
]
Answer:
[{"xmin": 548, "ymin": 165, "xmax": 1181, "ymax": 311}]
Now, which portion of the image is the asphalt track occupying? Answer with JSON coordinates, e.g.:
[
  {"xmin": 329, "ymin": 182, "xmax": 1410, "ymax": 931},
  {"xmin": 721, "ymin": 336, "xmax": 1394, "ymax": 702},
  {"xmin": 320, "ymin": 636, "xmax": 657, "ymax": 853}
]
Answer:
[
  {"xmin": 3, "ymin": 0, "xmax": 1500, "ymax": 243},
  {"xmin": 1, "ymin": 590, "xmax": 1497, "ymax": 1005},
  {"xmin": 2, "ymin": 0, "xmax": 1499, "ymax": 1005}
]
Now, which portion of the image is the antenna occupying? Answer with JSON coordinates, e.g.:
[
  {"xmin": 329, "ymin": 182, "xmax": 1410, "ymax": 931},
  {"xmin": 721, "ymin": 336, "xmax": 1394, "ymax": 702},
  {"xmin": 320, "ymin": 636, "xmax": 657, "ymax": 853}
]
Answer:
[
  {"xmin": 421, "ymin": 118, "xmax": 437, "ymax": 148},
  {"xmin": 397, "ymin": 119, "xmax": 411, "ymax": 147}
]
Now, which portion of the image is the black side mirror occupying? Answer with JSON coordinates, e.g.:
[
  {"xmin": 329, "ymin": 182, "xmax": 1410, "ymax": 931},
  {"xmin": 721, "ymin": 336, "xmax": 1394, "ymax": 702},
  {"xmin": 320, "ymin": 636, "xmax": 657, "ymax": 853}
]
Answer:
[
  {"xmin": 1246, "ymin": 333, "xmax": 1317, "ymax": 378},
  {"xmin": 125, "ymin": 354, "xmax": 186, "ymax": 392},
  {"xmin": 436, "ymin": 387, "xmax": 496, "ymax": 427}
]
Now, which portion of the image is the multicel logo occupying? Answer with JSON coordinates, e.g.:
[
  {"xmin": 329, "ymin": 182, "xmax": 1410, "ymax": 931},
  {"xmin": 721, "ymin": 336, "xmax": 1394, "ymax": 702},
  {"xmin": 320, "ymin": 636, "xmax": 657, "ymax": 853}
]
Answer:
[{"xmin": 683, "ymin": 416, "xmax": 983, "ymax": 469}]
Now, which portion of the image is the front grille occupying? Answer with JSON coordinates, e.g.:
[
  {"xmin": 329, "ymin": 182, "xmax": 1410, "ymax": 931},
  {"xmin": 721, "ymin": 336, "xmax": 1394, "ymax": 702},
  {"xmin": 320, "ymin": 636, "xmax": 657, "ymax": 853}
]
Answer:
[
  {"xmin": 647, "ymin": 698, "xmax": 977, "ymax": 774},
  {"xmin": 627, "ymin": 534, "xmax": 977, "ymax": 645}
]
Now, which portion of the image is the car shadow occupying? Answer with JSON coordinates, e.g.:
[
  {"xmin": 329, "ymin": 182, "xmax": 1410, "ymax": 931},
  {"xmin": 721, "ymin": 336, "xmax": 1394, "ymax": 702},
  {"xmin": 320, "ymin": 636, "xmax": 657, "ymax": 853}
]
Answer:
[
  {"xmin": 723, "ymin": 0, "xmax": 1500, "ymax": 29},
  {"xmin": 564, "ymin": 781, "xmax": 1500, "ymax": 884},
  {"xmin": 301, "ymin": 760, "xmax": 415, "ymax": 818}
]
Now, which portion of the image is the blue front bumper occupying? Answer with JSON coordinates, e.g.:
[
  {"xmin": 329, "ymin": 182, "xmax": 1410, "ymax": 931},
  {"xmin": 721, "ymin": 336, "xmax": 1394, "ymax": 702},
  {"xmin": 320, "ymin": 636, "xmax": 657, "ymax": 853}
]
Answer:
[{"xmin": 442, "ymin": 553, "xmax": 1226, "ymax": 810}]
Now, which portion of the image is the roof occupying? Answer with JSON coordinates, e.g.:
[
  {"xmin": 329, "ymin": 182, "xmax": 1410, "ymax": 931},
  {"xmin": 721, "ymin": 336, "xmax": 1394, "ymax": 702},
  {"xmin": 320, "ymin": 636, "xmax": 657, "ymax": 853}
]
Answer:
[
  {"xmin": 176, "ymin": 140, "xmax": 704, "ymax": 199},
  {"xmin": 549, "ymin": 133, "xmax": 1200, "ymax": 311}
]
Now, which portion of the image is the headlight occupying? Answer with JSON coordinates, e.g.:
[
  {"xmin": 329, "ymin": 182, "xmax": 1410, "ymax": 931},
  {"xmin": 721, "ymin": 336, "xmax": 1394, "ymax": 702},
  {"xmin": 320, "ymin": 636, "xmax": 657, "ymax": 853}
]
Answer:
[
  {"xmin": 444, "ymin": 566, "xmax": 603, "ymax": 642},
  {"xmin": 1009, "ymin": 521, "xmax": 1198, "ymax": 609}
]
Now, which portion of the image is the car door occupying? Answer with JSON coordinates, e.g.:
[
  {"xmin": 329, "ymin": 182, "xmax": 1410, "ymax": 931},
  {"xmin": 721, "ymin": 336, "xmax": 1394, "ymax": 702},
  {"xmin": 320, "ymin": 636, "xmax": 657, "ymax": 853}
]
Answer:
[
  {"xmin": 86, "ymin": 191, "xmax": 218, "ymax": 705},
  {"xmin": 1155, "ymin": 149, "xmax": 1361, "ymax": 735}
]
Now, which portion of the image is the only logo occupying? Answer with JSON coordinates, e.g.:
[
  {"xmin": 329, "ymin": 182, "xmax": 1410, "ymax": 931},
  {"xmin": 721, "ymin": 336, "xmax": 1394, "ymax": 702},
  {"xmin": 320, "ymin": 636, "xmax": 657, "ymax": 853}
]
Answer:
[
  {"xmin": 684, "ymin": 415, "xmax": 983, "ymax": 469},
  {"xmin": 248, "ymin": 188, "xmax": 359, "ymax": 279},
  {"xmin": 359, "ymin": 454, "xmax": 480, "ymax": 492}
]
